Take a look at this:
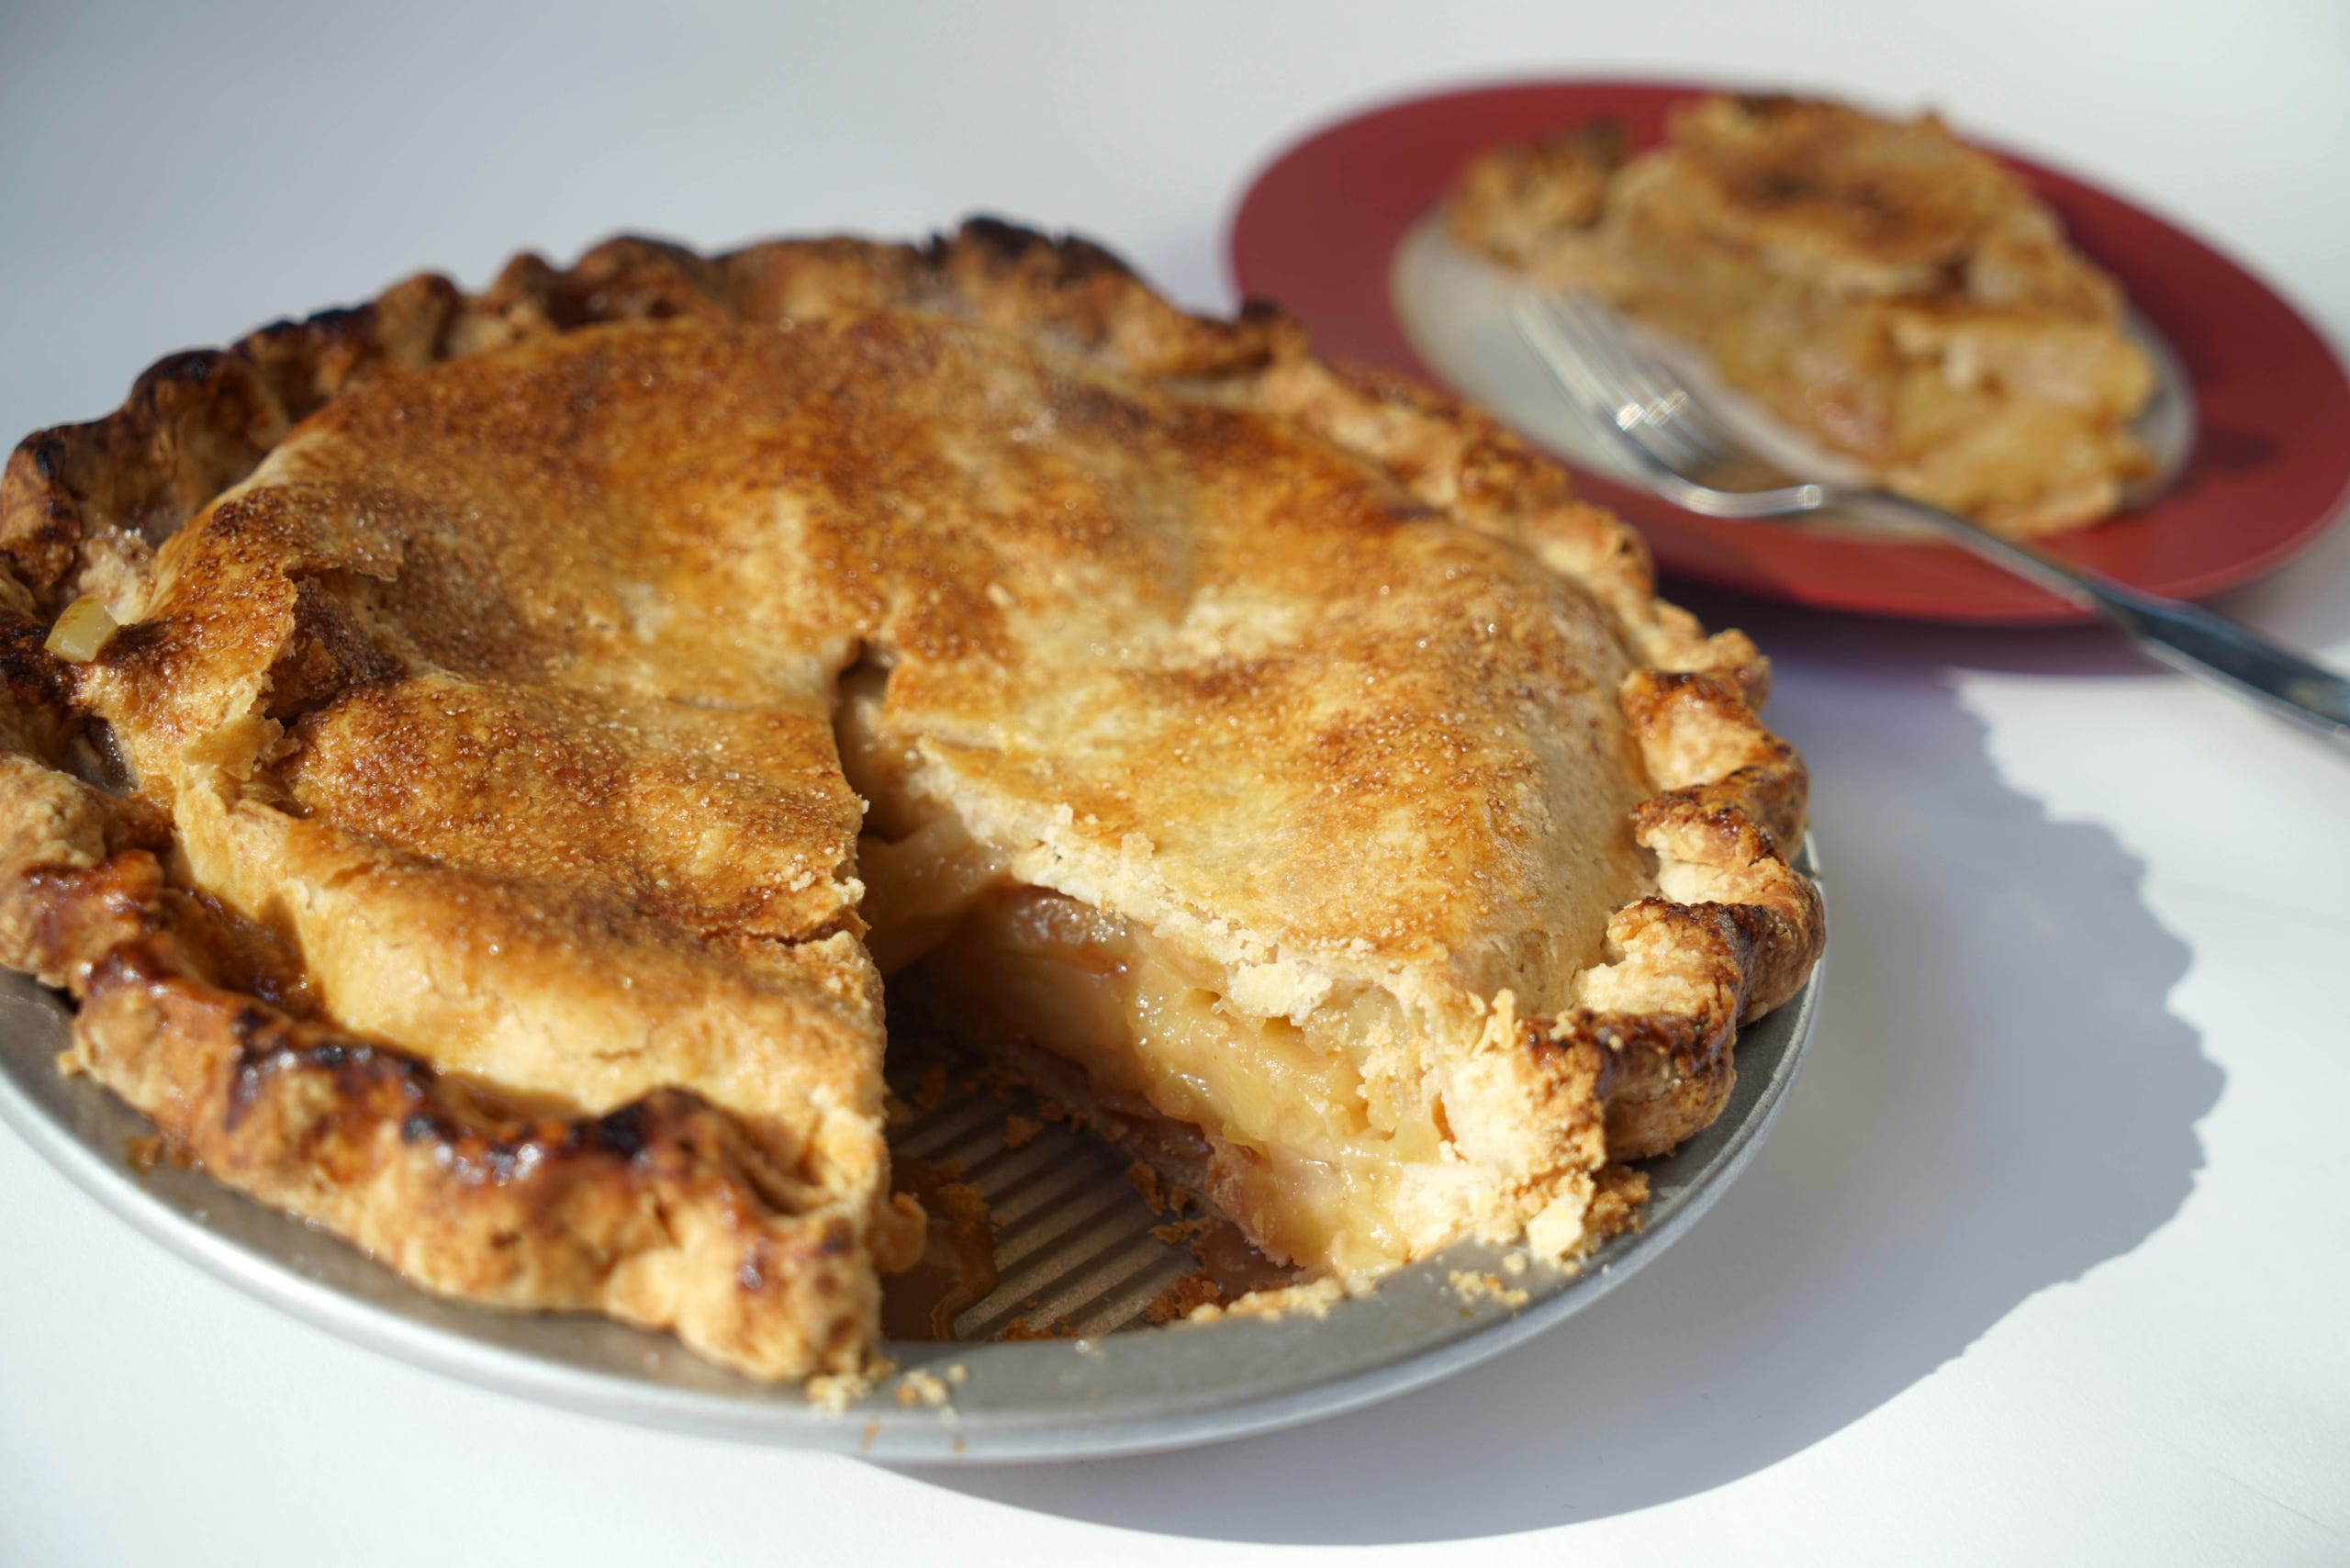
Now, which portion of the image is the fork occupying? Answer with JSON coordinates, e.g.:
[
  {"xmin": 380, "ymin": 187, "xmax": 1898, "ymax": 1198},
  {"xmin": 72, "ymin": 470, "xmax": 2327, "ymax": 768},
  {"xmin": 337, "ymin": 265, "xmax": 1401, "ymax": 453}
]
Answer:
[{"xmin": 1513, "ymin": 291, "xmax": 2350, "ymax": 748}]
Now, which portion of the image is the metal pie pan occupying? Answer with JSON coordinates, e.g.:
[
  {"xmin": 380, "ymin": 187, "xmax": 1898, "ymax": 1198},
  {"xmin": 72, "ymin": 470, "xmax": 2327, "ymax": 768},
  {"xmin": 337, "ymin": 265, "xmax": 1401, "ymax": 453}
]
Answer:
[{"xmin": 0, "ymin": 842, "xmax": 1824, "ymax": 1462}]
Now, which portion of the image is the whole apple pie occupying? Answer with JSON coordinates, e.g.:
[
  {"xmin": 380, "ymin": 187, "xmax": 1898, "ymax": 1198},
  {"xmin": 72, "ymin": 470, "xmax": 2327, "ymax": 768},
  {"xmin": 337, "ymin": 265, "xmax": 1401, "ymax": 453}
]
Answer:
[
  {"xmin": 0, "ymin": 220, "xmax": 1821, "ymax": 1385},
  {"xmin": 1448, "ymin": 95, "xmax": 2158, "ymax": 536}
]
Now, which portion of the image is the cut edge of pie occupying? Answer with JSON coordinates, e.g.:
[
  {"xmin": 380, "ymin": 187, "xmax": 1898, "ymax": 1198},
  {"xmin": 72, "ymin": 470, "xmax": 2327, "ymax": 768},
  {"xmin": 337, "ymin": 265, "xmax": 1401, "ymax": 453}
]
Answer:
[
  {"xmin": 0, "ymin": 218, "xmax": 1822, "ymax": 1388},
  {"xmin": 1446, "ymin": 94, "xmax": 2158, "ymax": 537}
]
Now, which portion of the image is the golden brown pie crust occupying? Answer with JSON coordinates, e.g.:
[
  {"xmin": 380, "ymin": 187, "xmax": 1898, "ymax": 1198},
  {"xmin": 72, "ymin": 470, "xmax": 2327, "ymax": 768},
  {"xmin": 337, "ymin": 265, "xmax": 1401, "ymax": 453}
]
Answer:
[{"xmin": 0, "ymin": 219, "xmax": 1821, "ymax": 1383}]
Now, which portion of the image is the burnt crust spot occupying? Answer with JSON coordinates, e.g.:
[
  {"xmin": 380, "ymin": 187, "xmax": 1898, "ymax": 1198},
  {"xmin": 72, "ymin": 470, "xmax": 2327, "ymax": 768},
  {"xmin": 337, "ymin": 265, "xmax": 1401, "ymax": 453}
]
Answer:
[{"xmin": 947, "ymin": 216, "xmax": 1136, "ymax": 286}]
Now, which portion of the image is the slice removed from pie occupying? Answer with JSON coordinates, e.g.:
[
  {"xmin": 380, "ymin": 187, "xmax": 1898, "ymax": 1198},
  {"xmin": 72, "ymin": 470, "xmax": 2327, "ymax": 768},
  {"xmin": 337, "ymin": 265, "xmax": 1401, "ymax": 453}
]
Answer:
[
  {"xmin": 1447, "ymin": 94, "xmax": 2158, "ymax": 536},
  {"xmin": 0, "ymin": 220, "xmax": 1821, "ymax": 1384}
]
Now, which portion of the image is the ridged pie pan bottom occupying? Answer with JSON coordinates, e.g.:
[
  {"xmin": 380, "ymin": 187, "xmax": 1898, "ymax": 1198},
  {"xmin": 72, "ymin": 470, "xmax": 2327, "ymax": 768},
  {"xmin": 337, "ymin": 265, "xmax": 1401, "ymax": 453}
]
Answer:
[{"xmin": 0, "ymin": 842, "xmax": 1823, "ymax": 1461}]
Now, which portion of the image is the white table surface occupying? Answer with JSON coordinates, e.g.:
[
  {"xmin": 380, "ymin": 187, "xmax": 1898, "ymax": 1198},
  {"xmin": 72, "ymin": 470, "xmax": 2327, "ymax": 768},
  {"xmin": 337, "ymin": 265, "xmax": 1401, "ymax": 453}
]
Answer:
[{"xmin": 3, "ymin": 3, "xmax": 2345, "ymax": 1562}]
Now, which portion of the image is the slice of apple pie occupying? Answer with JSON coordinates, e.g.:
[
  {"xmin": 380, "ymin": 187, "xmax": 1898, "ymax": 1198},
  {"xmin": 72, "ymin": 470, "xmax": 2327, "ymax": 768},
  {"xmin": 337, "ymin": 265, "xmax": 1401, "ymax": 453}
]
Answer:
[
  {"xmin": 0, "ymin": 220, "xmax": 1820, "ymax": 1383},
  {"xmin": 1448, "ymin": 94, "xmax": 2158, "ymax": 536}
]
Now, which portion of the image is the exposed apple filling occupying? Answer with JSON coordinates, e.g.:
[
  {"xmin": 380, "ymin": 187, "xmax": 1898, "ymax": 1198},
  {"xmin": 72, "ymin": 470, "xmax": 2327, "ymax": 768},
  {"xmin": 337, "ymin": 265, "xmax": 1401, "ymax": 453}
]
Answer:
[
  {"xmin": 919, "ymin": 887, "xmax": 1448, "ymax": 1277},
  {"xmin": 840, "ymin": 666, "xmax": 1451, "ymax": 1279}
]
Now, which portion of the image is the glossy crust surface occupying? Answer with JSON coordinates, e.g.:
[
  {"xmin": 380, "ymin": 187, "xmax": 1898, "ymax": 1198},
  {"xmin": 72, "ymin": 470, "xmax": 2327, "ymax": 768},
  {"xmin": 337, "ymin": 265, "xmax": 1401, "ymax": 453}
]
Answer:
[
  {"xmin": 0, "ymin": 218, "xmax": 1821, "ymax": 1382},
  {"xmin": 1447, "ymin": 95, "xmax": 2156, "ymax": 535}
]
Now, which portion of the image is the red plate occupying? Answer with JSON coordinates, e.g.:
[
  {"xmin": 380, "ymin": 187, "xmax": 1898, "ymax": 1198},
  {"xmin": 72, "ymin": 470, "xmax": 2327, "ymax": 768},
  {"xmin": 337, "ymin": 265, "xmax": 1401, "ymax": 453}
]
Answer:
[{"xmin": 1228, "ymin": 79, "xmax": 2350, "ymax": 622}]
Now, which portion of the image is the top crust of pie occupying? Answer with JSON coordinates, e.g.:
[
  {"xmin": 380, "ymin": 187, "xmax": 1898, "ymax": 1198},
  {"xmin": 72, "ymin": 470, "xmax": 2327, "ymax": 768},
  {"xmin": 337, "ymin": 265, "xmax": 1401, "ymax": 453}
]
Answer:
[{"xmin": 0, "ymin": 219, "xmax": 1821, "ymax": 1382}]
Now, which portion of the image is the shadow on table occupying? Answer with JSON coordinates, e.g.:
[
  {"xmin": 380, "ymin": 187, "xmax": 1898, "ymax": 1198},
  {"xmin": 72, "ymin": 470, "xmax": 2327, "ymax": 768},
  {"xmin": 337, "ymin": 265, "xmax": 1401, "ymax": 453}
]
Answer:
[{"xmin": 889, "ymin": 640, "xmax": 2224, "ymax": 1544}]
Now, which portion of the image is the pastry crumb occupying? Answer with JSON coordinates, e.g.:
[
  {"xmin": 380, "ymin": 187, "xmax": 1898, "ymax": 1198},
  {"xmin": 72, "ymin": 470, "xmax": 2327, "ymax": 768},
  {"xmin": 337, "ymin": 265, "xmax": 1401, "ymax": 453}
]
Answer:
[
  {"xmin": 1587, "ymin": 1164, "xmax": 1651, "ymax": 1242},
  {"xmin": 909, "ymin": 1065, "xmax": 948, "ymax": 1111},
  {"xmin": 1149, "ymin": 1215, "xmax": 1215, "ymax": 1248},
  {"xmin": 1501, "ymin": 1251, "xmax": 1529, "ymax": 1276},
  {"xmin": 1124, "ymin": 1160, "xmax": 1194, "ymax": 1216},
  {"xmin": 1448, "ymin": 1270, "xmax": 1530, "ymax": 1309},
  {"xmin": 806, "ymin": 1364, "xmax": 883, "ymax": 1415},
  {"xmin": 1002, "ymin": 1114, "xmax": 1040, "ymax": 1150},
  {"xmin": 1144, "ymin": 1268, "xmax": 1225, "ymax": 1325},
  {"xmin": 1191, "ymin": 1275, "xmax": 1347, "ymax": 1324},
  {"xmin": 893, "ymin": 1369, "xmax": 952, "ymax": 1409},
  {"xmin": 1000, "ymin": 1316, "xmax": 1075, "ymax": 1341}
]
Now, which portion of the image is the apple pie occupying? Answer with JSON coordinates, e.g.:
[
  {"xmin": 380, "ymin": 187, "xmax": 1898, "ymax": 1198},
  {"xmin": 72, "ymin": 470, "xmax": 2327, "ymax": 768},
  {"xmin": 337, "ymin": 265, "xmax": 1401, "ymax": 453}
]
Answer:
[
  {"xmin": 0, "ymin": 219, "xmax": 1821, "ymax": 1384},
  {"xmin": 1448, "ymin": 95, "xmax": 2157, "ymax": 535}
]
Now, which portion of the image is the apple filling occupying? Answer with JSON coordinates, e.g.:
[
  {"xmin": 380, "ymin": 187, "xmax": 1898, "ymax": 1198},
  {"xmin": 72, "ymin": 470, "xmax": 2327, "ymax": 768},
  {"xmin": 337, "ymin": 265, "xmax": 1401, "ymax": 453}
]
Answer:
[
  {"xmin": 840, "ymin": 667, "xmax": 1451, "ymax": 1278},
  {"xmin": 919, "ymin": 886, "xmax": 1449, "ymax": 1276}
]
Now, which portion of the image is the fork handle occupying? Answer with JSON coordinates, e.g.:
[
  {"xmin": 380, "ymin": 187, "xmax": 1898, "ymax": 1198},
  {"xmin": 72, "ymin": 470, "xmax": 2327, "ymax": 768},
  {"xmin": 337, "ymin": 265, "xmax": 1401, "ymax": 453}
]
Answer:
[{"xmin": 1862, "ymin": 492, "xmax": 2350, "ymax": 747}]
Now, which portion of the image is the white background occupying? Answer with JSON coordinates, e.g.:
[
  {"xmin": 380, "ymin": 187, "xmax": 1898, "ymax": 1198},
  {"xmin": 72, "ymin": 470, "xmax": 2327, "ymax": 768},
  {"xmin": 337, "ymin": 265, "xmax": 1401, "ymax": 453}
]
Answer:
[{"xmin": 3, "ymin": 2, "xmax": 2346, "ymax": 1562}]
